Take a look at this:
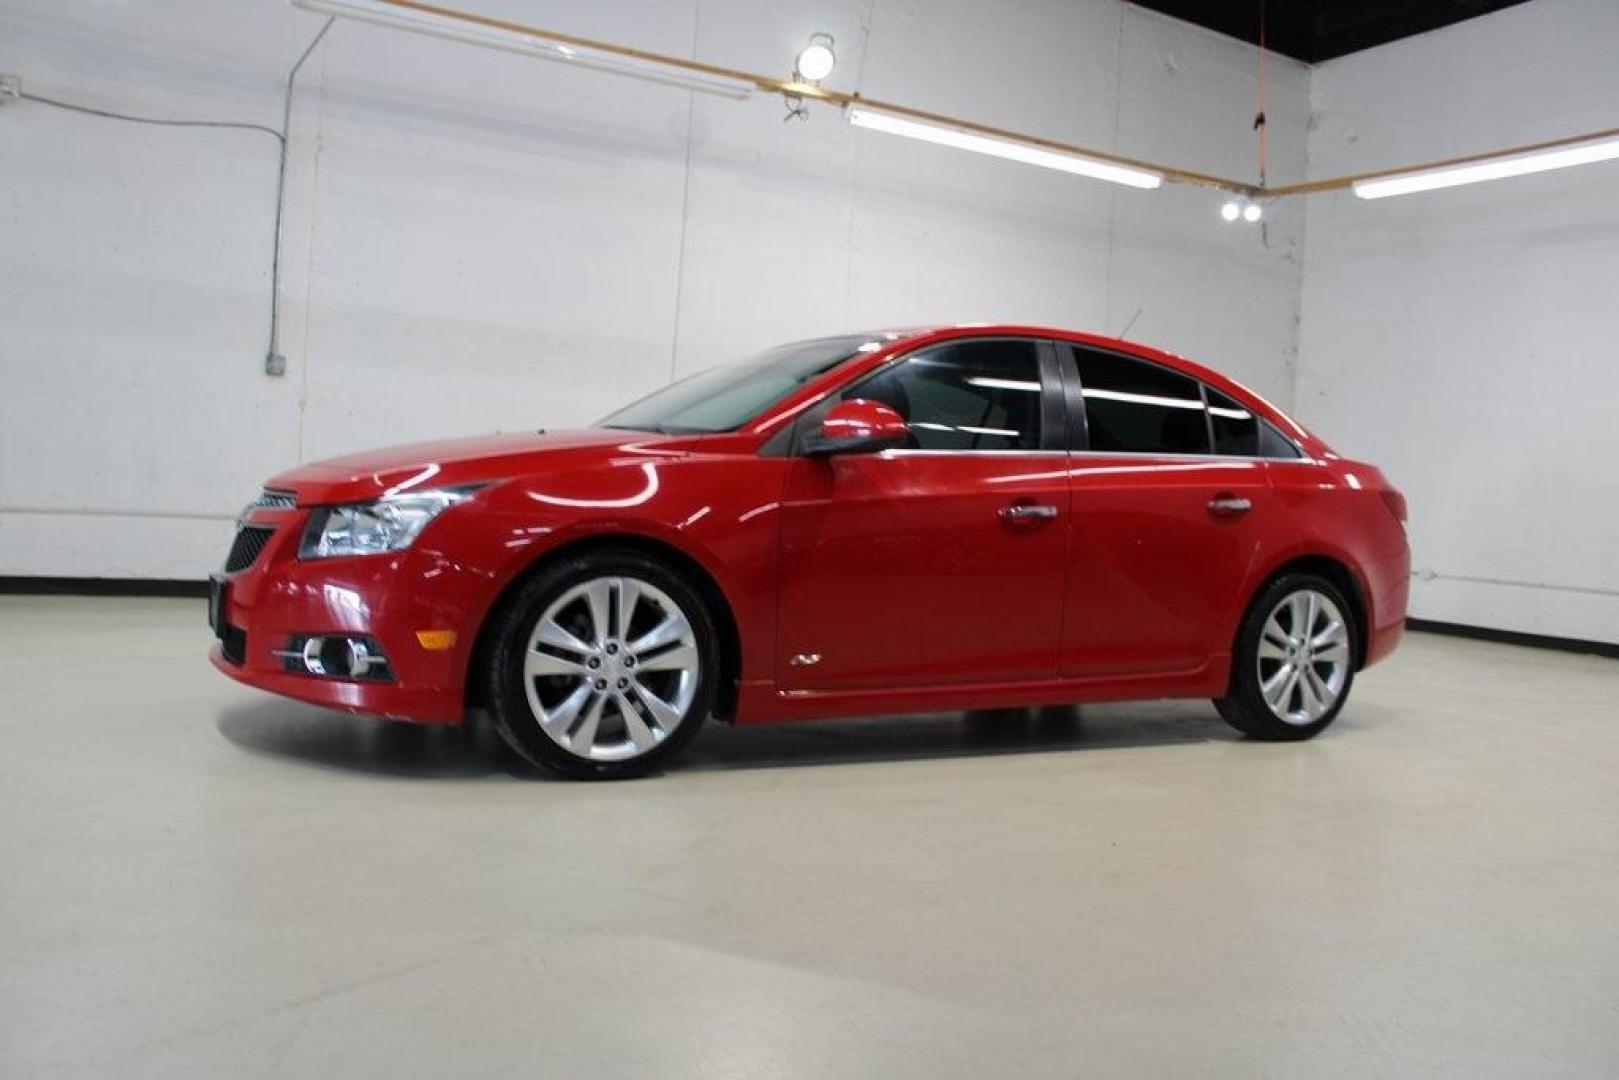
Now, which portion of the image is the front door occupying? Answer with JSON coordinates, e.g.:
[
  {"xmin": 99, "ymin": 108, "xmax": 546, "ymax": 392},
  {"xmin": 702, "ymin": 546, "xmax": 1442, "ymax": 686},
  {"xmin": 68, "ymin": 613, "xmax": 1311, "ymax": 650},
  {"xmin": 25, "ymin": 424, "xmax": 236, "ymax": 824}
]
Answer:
[{"xmin": 776, "ymin": 338, "xmax": 1069, "ymax": 691}]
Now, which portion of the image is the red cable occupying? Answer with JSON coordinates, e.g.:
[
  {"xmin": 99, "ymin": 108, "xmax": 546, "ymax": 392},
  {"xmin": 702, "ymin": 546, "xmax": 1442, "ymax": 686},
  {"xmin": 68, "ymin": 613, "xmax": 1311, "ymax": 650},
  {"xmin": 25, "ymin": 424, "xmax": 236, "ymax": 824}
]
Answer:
[{"xmin": 1257, "ymin": 0, "xmax": 1268, "ymax": 185}]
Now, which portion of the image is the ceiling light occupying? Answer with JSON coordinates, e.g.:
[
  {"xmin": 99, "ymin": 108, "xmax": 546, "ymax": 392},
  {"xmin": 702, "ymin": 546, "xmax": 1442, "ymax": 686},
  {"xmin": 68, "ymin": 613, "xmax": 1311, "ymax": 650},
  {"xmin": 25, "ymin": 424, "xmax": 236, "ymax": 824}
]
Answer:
[
  {"xmin": 794, "ymin": 33, "xmax": 835, "ymax": 83},
  {"xmin": 966, "ymin": 376, "xmax": 1042, "ymax": 392},
  {"xmin": 1352, "ymin": 133, "xmax": 1619, "ymax": 199},
  {"xmin": 1221, "ymin": 197, "xmax": 1262, "ymax": 223},
  {"xmin": 846, "ymin": 105, "xmax": 1162, "ymax": 190},
  {"xmin": 291, "ymin": 0, "xmax": 755, "ymax": 99}
]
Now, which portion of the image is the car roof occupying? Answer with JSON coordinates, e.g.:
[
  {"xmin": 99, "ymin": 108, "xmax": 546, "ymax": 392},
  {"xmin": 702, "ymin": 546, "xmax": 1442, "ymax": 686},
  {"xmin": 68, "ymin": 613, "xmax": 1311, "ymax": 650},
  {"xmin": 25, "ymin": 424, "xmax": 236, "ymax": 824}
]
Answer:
[
  {"xmin": 842, "ymin": 323, "xmax": 1220, "ymax": 387},
  {"xmin": 841, "ymin": 324, "xmax": 1189, "ymax": 362}
]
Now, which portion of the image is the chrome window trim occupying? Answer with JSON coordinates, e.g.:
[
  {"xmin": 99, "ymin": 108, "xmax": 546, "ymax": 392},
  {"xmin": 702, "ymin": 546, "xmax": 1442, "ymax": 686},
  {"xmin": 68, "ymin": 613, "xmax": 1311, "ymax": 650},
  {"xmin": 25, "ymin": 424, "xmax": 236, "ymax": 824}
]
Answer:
[
  {"xmin": 798, "ymin": 446, "xmax": 1316, "ymax": 464},
  {"xmin": 1065, "ymin": 449, "xmax": 1321, "ymax": 465},
  {"xmin": 876, "ymin": 448, "xmax": 1072, "ymax": 458}
]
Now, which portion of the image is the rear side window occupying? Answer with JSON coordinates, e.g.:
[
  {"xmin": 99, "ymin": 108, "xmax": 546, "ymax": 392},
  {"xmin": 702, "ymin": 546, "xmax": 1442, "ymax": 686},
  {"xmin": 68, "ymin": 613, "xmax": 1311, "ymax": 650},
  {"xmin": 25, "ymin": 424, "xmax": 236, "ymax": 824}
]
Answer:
[
  {"xmin": 842, "ymin": 339, "xmax": 1044, "ymax": 451},
  {"xmin": 1076, "ymin": 349, "xmax": 1209, "ymax": 454},
  {"xmin": 1206, "ymin": 386, "xmax": 1258, "ymax": 456}
]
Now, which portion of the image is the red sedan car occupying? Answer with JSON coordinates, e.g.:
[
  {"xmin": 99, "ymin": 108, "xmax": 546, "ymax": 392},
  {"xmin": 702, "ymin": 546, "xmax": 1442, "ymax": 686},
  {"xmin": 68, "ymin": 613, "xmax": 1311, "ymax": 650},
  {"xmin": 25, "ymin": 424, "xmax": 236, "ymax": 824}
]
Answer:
[{"xmin": 211, "ymin": 325, "xmax": 1408, "ymax": 778}]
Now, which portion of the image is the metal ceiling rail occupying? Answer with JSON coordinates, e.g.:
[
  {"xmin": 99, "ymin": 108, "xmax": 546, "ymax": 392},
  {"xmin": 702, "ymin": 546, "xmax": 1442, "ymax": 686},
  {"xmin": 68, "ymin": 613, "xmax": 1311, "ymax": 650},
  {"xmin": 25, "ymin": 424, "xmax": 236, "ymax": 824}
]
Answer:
[
  {"xmin": 359, "ymin": 0, "xmax": 1259, "ymax": 195},
  {"xmin": 1266, "ymin": 124, "xmax": 1619, "ymax": 196},
  {"xmin": 338, "ymin": 0, "xmax": 1614, "ymax": 204}
]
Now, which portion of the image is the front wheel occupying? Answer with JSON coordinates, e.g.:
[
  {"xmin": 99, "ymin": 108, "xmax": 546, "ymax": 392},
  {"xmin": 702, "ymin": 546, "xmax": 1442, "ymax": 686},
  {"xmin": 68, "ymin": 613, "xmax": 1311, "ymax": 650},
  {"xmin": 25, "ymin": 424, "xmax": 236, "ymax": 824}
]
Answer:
[
  {"xmin": 485, "ymin": 551, "xmax": 718, "ymax": 778},
  {"xmin": 1215, "ymin": 573, "xmax": 1357, "ymax": 741}
]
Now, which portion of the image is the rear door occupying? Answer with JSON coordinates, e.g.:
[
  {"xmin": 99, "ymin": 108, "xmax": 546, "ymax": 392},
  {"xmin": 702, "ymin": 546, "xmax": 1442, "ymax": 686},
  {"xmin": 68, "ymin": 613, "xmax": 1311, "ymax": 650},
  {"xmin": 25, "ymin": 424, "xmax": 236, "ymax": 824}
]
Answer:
[
  {"xmin": 775, "ymin": 338, "xmax": 1070, "ymax": 691},
  {"xmin": 1059, "ymin": 346, "xmax": 1272, "ymax": 677}
]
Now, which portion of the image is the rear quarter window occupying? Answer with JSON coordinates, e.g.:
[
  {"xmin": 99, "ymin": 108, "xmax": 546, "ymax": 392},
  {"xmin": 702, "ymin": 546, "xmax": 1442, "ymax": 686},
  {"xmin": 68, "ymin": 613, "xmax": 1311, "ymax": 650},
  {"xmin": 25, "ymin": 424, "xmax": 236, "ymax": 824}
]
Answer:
[
  {"xmin": 1259, "ymin": 421, "xmax": 1304, "ymax": 459},
  {"xmin": 1206, "ymin": 387, "xmax": 1258, "ymax": 456}
]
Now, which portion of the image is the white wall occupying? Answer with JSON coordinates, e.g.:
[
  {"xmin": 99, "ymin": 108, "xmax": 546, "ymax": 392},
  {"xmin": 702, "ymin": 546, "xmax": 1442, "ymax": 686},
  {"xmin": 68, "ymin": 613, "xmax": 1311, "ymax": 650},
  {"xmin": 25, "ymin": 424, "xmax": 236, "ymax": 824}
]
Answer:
[
  {"xmin": 5, "ymin": 0, "xmax": 1612, "ymax": 647},
  {"xmin": 0, "ymin": 0, "xmax": 1308, "ymax": 579},
  {"xmin": 1296, "ymin": 0, "xmax": 1619, "ymax": 644}
]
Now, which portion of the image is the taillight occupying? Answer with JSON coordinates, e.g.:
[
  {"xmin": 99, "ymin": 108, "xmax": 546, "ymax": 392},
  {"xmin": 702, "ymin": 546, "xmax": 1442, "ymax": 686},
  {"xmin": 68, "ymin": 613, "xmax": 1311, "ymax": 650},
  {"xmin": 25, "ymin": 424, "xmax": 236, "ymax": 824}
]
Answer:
[{"xmin": 1379, "ymin": 487, "xmax": 1408, "ymax": 525}]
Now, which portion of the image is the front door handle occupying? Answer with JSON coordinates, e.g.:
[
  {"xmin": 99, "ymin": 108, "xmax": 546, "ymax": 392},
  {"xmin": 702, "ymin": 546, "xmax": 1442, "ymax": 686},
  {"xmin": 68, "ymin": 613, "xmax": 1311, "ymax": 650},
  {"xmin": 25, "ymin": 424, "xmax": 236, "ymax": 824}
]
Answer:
[
  {"xmin": 1207, "ymin": 494, "xmax": 1252, "ymax": 517},
  {"xmin": 1000, "ymin": 503, "xmax": 1059, "ymax": 523}
]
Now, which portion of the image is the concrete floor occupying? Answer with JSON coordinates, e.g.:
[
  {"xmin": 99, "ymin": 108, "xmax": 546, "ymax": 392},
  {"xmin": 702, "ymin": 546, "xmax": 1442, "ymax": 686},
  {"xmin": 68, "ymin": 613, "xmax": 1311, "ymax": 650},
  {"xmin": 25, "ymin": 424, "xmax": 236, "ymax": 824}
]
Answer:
[{"xmin": 1, "ymin": 597, "xmax": 1616, "ymax": 1078}]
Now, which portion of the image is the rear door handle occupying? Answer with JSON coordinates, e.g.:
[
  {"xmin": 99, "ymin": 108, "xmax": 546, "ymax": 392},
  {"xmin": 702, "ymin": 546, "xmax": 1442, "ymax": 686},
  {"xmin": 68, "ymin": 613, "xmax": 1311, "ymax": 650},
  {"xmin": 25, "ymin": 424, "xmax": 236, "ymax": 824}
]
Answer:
[
  {"xmin": 1000, "ymin": 503, "xmax": 1059, "ymax": 522},
  {"xmin": 1207, "ymin": 495, "xmax": 1252, "ymax": 517}
]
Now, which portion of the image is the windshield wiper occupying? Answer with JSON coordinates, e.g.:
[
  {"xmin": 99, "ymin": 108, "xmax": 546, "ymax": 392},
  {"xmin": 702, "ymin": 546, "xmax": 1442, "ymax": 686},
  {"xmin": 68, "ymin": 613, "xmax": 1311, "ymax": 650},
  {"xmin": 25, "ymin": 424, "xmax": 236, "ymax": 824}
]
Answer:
[{"xmin": 601, "ymin": 423, "xmax": 692, "ymax": 435}]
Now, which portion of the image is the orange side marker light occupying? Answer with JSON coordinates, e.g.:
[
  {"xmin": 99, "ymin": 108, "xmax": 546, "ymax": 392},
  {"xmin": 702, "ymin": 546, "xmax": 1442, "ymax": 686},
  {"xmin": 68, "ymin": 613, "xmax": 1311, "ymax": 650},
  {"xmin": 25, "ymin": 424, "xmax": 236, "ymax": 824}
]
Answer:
[{"xmin": 415, "ymin": 629, "xmax": 458, "ymax": 651}]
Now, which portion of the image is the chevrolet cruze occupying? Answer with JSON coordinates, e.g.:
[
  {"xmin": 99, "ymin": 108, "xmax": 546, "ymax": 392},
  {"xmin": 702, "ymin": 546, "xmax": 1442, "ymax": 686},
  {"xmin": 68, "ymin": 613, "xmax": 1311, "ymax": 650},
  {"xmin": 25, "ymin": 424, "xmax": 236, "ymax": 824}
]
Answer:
[{"xmin": 210, "ymin": 325, "xmax": 1409, "ymax": 778}]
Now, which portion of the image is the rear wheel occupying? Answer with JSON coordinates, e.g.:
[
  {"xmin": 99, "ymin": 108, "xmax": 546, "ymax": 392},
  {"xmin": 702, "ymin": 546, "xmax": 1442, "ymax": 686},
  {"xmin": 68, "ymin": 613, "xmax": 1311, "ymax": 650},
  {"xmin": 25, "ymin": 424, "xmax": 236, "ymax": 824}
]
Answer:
[
  {"xmin": 1215, "ymin": 573, "xmax": 1356, "ymax": 741},
  {"xmin": 485, "ymin": 551, "xmax": 718, "ymax": 778}
]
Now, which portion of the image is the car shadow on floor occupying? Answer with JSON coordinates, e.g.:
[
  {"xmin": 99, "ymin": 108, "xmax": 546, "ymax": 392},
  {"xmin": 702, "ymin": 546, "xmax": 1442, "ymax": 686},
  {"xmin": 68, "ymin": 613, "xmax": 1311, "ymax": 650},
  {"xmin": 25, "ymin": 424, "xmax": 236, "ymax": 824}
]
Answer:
[
  {"xmin": 216, "ymin": 701, "xmax": 504, "ymax": 780},
  {"xmin": 215, "ymin": 698, "xmax": 1243, "ymax": 781},
  {"xmin": 682, "ymin": 702, "xmax": 1240, "ymax": 773}
]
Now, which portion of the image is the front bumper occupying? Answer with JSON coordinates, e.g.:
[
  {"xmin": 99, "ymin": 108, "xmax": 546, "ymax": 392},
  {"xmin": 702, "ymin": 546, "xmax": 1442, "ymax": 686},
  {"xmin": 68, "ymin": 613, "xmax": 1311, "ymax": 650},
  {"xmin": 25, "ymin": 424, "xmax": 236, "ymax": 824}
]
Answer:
[
  {"xmin": 209, "ymin": 506, "xmax": 479, "ymax": 725},
  {"xmin": 210, "ymin": 646, "xmax": 464, "ymax": 721}
]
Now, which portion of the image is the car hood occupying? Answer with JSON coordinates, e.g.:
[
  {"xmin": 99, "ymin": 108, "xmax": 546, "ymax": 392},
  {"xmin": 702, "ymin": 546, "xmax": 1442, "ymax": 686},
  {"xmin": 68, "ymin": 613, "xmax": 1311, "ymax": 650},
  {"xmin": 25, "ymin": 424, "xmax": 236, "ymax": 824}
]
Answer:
[{"xmin": 266, "ymin": 429, "xmax": 667, "ymax": 505}]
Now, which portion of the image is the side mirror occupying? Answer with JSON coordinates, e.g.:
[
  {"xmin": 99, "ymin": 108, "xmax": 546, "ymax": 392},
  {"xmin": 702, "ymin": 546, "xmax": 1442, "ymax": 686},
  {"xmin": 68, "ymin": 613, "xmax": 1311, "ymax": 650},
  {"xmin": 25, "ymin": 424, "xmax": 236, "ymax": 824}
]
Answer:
[{"xmin": 804, "ymin": 398, "xmax": 909, "ymax": 456}]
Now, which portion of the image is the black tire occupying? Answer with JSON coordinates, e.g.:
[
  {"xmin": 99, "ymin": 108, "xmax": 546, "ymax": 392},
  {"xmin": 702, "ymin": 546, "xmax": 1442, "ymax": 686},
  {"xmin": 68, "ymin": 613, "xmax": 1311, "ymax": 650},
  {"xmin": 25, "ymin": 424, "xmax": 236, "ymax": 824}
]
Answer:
[
  {"xmin": 485, "ymin": 549, "xmax": 719, "ymax": 779},
  {"xmin": 1215, "ymin": 572, "xmax": 1358, "ymax": 741}
]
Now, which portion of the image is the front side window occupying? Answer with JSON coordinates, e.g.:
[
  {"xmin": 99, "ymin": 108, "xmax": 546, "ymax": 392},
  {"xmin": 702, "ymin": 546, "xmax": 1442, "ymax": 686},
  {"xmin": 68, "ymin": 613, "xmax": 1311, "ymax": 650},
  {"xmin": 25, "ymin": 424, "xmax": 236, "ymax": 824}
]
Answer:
[
  {"xmin": 1076, "ymin": 349, "xmax": 1209, "ymax": 454},
  {"xmin": 839, "ymin": 340, "xmax": 1044, "ymax": 451}
]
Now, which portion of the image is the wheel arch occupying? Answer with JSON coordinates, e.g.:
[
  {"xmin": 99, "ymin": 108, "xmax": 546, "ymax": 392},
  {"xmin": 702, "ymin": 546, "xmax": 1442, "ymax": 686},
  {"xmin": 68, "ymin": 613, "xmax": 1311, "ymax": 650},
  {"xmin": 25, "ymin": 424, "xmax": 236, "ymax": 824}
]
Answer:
[
  {"xmin": 464, "ymin": 532, "xmax": 744, "ymax": 721},
  {"xmin": 1242, "ymin": 553, "xmax": 1371, "ymax": 670}
]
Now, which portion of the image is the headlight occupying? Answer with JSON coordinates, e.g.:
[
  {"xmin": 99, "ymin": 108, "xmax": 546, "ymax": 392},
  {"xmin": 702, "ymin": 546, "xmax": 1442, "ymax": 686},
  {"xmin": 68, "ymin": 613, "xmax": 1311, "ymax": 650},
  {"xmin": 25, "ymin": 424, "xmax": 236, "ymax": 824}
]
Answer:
[{"xmin": 299, "ymin": 485, "xmax": 488, "ymax": 559}]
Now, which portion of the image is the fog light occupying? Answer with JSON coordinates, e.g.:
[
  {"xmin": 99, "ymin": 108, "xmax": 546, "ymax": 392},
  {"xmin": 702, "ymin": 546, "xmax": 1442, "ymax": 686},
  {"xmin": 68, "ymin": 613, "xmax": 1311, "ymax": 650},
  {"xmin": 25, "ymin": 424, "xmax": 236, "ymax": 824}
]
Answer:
[{"xmin": 274, "ymin": 634, "xmax": 393, "ymax": 681}]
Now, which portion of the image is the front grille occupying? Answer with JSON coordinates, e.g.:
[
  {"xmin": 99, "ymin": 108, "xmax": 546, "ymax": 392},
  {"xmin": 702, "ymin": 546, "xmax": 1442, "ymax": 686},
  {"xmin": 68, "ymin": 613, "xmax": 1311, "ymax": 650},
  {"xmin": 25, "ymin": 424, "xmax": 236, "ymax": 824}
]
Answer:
[
  {"xmin": 224, "ymin": 526, "xmax": 274, "ymax": 573},
  {"xmin": 252, "ymin": 488, "xmax": 297, "ymax": 510}
]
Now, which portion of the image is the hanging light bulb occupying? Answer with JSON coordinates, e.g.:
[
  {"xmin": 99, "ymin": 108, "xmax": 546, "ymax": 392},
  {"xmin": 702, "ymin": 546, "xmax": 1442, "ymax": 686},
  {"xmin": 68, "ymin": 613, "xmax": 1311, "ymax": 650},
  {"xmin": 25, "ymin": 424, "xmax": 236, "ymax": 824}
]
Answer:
[
  {"xmin": 794, "ymin": 33, "xmax": 836, "ymax": 83},
  {"xmin": 1219, "ymin": 197, "xmax": 1266, "ymax": 224}
]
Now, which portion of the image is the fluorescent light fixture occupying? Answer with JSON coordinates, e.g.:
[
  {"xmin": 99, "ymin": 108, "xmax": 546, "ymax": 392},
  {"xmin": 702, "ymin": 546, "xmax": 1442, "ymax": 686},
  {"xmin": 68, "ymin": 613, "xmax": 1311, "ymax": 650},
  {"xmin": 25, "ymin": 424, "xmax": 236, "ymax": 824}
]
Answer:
[
  {"xmin": 846, "ymin": 105, "xmax": 1162, "ymax": 190},
  {"xmin": 291, "ymin": 0, "xmax": 755, "ymax": 99},
  {"xmin": 1083, "ymin": 388, "xmax": 1203, "ymax": 411},
  {"xmin": 1352, "ymin": 134, "xmax": 1619, "ymax": 199},
  {"xmin": 966, "ymin": 376, "xmax": 1042, "ymax": 392}
]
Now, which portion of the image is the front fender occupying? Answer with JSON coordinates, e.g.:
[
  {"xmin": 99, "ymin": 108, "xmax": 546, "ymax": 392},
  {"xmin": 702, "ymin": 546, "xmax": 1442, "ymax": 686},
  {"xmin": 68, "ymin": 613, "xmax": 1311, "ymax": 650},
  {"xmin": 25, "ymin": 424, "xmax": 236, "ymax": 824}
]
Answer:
[{"xmin": 404, "ymin": 453, "xmax": 791, "ymax": 703}]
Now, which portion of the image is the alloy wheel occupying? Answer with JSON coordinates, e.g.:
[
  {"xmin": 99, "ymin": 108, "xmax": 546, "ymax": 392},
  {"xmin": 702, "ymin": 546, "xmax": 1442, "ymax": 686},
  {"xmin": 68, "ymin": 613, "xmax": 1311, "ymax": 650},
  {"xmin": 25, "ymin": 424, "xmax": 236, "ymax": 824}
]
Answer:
[
  {"xmin": 1256, "ymin": 588, "xmax": 1351, "ymax": 725},
  {"xmin": 521, "ymin": 576, "xmax": 701, "ymax": 762}
]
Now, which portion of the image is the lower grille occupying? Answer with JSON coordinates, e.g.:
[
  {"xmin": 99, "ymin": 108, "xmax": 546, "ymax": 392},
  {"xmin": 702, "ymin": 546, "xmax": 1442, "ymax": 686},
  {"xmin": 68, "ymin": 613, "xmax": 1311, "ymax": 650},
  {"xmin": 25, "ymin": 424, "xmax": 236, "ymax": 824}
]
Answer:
[
  {"xmin": 224, "ymin": 526, "xmax": 274, "ymax": 573},
  {"xmin": 220, "ymin": 624, "xmax": 247, "ymax": 666}
]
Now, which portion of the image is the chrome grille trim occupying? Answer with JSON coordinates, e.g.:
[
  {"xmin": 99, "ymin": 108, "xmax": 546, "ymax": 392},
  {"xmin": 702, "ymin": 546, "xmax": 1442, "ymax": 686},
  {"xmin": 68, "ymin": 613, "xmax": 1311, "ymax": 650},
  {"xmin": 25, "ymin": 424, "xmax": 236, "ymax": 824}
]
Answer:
[{"xmin": 252, "ymin": 489, "xmax": 297, "ymax": 510}]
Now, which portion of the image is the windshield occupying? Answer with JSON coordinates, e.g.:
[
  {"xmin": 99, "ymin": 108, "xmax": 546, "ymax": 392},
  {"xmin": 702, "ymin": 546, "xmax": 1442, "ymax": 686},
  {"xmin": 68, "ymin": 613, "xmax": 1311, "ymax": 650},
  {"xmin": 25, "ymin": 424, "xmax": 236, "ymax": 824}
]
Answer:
[{"xmin": 599, "ymin": 335, "xmax": 887, "ymax": 434}]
